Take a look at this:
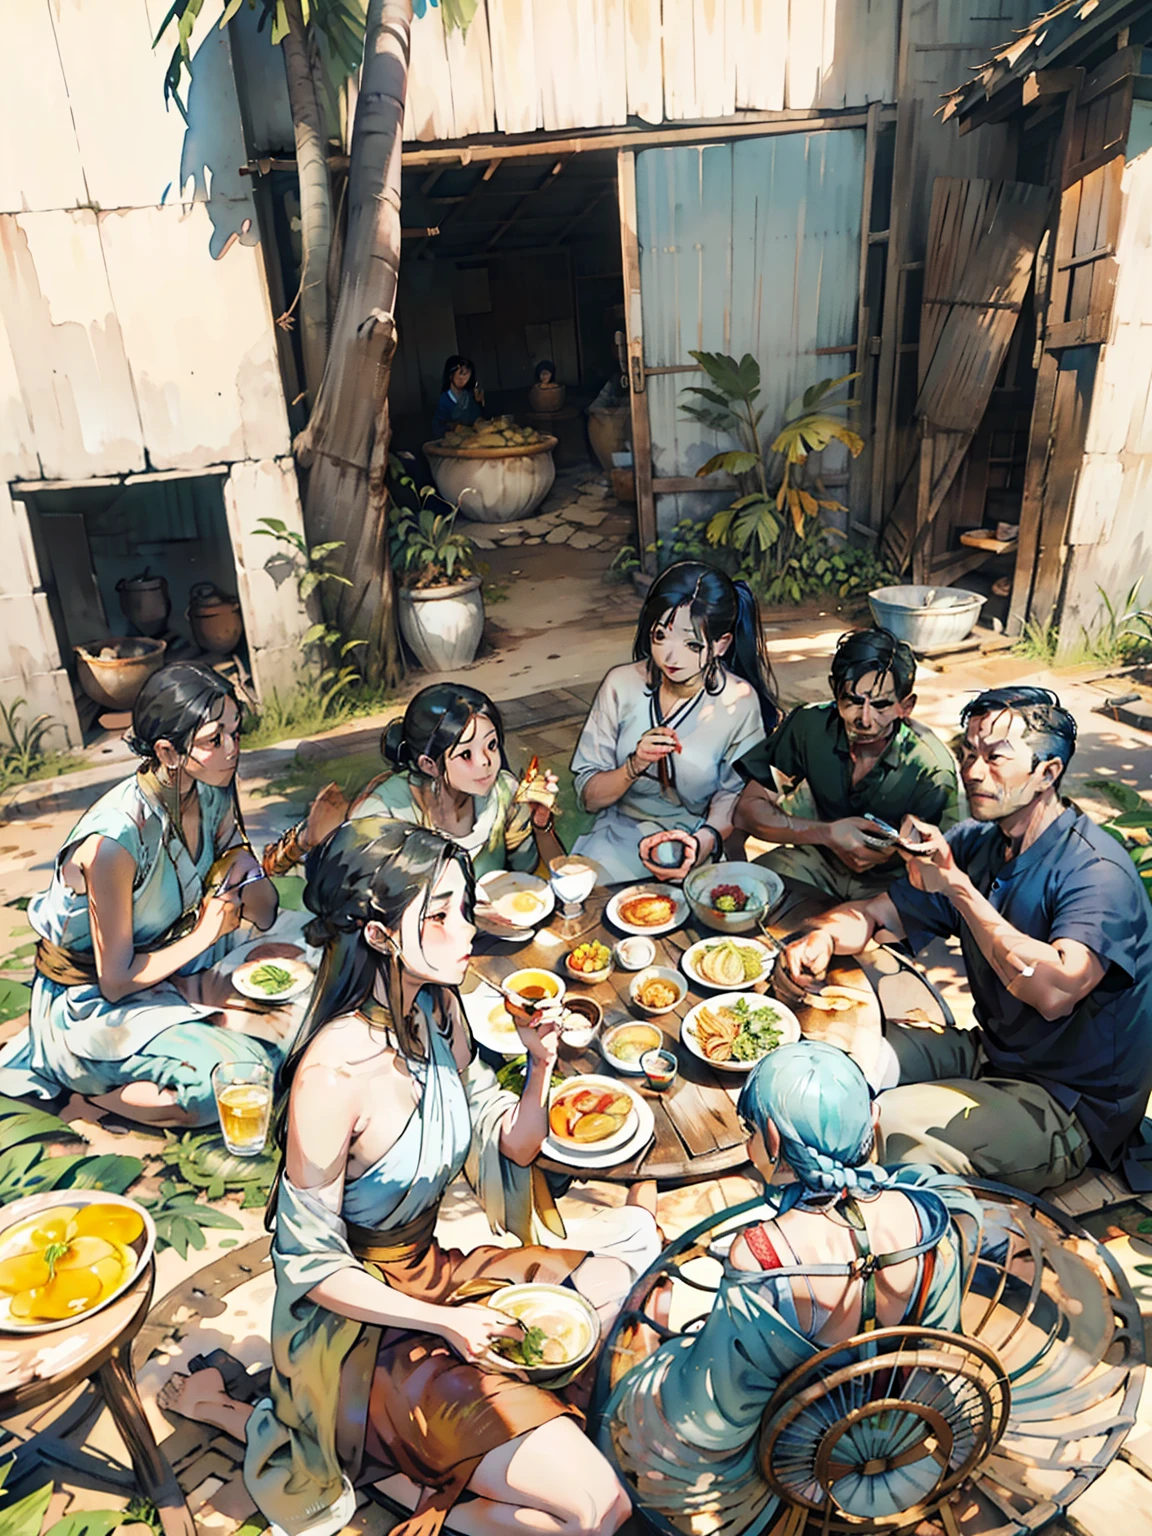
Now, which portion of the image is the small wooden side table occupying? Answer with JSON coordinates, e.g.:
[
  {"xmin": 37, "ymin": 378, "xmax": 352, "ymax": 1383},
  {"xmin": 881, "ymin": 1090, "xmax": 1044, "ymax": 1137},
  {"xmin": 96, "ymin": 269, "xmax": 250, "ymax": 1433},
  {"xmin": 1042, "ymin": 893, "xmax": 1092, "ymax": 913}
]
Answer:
[{"xmin": 0, "ymin": 1262, "xmax": 195, "ymax": 1536}]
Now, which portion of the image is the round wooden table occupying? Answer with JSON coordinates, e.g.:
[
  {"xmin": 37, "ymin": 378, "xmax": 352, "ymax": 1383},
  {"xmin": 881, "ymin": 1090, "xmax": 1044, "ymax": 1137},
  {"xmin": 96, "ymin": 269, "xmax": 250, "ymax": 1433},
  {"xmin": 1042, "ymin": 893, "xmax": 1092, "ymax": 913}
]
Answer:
[
  {"xmin": 0, "ymin": 1262, "xmax": 195, "ymax": 1536},
  {"xmin": 468, "ymin": 877, "xmax": 943, "ymax": 1187}
]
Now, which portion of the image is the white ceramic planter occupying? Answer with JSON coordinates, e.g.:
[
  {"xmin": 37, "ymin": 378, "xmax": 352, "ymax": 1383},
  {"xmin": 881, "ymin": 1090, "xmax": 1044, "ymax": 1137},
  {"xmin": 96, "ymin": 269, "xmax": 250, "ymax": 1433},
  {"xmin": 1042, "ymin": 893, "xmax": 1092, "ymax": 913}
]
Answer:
[
  {"xmin": 424, "ymin": 438, "xmax": 557, "ymax": 524},
  {"xmin": 397, "ymin": 575, "xmax": 485, "ymax": 671}
]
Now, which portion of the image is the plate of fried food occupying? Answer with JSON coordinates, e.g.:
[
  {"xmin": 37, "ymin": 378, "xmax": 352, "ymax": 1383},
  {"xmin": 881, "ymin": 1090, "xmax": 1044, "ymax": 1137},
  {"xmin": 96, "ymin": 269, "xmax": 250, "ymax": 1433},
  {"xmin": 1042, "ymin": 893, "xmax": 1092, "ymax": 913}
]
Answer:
[
  {"xmin": 681, "ymin": 992, "xmax": 800, "ymax": 1073},
  {"xmin": 681, "ymin": 935, "xmax": 778, "ymax": 992},
  {"xmin": 605, "ymin": 885, "xmax": 688, "ymax": 937}
]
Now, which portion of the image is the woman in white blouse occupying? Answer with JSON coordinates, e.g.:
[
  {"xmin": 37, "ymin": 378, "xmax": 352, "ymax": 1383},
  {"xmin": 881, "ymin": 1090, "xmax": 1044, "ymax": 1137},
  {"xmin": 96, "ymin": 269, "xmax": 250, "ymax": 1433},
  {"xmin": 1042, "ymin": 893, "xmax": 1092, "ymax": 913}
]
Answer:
[{"xmin": 570, "ymin": 562, "xmax": 779, "ymax": 884}]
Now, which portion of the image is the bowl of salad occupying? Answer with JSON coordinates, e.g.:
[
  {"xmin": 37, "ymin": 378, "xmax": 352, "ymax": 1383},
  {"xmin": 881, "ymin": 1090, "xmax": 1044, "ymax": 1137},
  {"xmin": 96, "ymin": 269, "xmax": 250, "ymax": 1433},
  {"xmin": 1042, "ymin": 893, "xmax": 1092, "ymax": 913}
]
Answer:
[
  {"xmin": 683, "ymin": 863, "xmax": 783, "ymax": 934},
  {"xmin": 680, "ymin": 992, "xmax": 800, "ymax": 1073}
]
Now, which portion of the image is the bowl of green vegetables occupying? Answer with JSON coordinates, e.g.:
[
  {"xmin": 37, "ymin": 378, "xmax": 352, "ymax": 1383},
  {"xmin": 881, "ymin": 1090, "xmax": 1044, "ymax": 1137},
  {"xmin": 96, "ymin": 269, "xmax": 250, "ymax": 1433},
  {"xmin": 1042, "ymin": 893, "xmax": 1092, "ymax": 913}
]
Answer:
[{"xmin": 232, "ymin": 955, "xmax": 315, "ymax": 1003}]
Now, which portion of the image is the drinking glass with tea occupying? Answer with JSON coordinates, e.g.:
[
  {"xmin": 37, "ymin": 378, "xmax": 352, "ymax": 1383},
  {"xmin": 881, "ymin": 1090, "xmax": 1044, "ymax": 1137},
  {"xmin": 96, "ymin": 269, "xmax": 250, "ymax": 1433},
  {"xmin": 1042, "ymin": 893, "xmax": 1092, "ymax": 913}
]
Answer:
[{"xmin": 212, "ymin": 1061, "xmax": 273, "ymax": 1157}]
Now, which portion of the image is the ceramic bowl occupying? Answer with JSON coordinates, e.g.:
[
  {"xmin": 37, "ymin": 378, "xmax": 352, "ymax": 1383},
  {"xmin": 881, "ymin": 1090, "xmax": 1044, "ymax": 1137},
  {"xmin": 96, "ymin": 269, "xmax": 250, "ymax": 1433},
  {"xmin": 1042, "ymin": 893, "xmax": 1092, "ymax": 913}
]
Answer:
[
  {"xmin": 628, "ymin": 966, "xmax": 688, "ymax": 1017},
  {"xmin": 683, "ymin": 862, "xmax": 784, "ymax": 934},
  {"xmin": 600, "ymin": 1020, "xmax": 664, "ymax": 1075},
  {"xmin": 559, "ymin": 995, "xmax": 603, "ymax": 1048},
  {"xmin": 615, "ymin": 937, "xmax": 656, "ymax": 971}
]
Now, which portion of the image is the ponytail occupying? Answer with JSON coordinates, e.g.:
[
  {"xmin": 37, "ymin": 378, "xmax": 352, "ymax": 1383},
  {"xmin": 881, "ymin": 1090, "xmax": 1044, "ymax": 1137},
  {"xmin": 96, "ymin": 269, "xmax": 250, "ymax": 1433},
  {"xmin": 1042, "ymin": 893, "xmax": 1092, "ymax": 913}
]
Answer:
[{"xmin": 729, "ymin": 579, "xmax": 780, "ymax": 736}]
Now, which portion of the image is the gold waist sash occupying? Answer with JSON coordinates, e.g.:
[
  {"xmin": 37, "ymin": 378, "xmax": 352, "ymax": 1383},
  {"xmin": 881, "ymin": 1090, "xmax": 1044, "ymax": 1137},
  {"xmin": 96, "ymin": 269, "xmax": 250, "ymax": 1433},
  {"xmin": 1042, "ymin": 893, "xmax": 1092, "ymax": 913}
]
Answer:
[
  {"xmin": 347, "ymin": 1205, "xmax": 439, "ymax": 1266},
  {"xmin": 35, "ymin": 938, "xmax": 99, "ymax": 988}
]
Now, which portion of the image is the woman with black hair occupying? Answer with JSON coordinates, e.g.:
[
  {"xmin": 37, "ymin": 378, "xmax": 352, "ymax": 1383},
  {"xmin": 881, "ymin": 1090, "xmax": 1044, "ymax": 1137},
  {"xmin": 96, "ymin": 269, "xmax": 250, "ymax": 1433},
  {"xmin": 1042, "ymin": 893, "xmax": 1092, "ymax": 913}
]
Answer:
[
  {"xmin": 431, "ymin": 354, "xmax": 486, "ymax": 438},
  {"xmin": 570, "ymin": 561, "xmax": 779, "ymax": 883},
  {"xmin": 0, "ymin": 662, "xmax": 288, "ymax": 1127},
  {"xmin": 159, "ymin": 819, "xmax": 658, "ymax": 1536},
  {"xmin": 262, "ymin": 684, "xmax": 563, "ymax": 928}
]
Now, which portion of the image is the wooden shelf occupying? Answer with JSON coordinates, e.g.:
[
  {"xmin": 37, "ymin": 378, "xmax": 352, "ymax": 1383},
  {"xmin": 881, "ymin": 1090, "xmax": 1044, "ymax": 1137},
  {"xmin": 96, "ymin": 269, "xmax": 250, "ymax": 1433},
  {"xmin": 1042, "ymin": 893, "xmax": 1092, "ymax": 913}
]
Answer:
[{"xmin": 959, "ymin": 531, "xmax": 1018, "ymax": 554}]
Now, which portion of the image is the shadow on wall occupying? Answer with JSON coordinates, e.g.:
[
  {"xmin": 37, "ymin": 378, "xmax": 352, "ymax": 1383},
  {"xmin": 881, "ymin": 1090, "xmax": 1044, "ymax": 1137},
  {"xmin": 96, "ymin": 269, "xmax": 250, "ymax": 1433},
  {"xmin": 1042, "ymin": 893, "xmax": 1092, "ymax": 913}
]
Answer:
[{"xmin": 179, "ymin": 24, "xmax": 261, "ymax": 261}]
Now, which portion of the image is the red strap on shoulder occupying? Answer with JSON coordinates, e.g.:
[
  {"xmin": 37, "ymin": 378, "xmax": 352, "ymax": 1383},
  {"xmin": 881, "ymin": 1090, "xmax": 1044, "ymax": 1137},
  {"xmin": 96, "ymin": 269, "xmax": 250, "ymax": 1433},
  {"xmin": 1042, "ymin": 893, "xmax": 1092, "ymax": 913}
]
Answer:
[{"xmin": 744, "ymin": 1224, "xmax": 784, "ymax": 1270}]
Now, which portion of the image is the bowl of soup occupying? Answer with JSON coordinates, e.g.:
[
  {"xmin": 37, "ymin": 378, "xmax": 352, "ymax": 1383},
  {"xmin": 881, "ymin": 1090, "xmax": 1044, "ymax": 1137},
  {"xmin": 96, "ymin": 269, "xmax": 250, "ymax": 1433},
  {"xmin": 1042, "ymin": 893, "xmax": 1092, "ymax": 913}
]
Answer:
[
  {"xmin": 486, "ymin": 1283, "xmax": 600, "ymax": 1380},
  {"xmin": 600, "ymin": 1021, "xmax": 663, "ymax": 1075}
]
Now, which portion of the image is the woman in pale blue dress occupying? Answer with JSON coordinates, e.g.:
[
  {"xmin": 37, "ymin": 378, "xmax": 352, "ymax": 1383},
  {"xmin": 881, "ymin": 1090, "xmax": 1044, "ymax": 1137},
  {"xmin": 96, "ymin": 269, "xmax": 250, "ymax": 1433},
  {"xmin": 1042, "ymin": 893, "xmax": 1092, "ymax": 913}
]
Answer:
[
  {"xmin": 158, "ymin": 818, "xmax": 659, "ymax": 1536},
  {"xmin": 0, "ymin": 663, "xmax": 283, "ymax": 1126},
  {"xmin": 599, "ymin": 1042, "xmax": 984, "ymax": 1536},
  {"xmin": 261, "ymin": 685, "xmax": 562, "ymax": 932},
  {"xmin": 571, "ymin": 562, "xmax": 779, "ymax": 885}
]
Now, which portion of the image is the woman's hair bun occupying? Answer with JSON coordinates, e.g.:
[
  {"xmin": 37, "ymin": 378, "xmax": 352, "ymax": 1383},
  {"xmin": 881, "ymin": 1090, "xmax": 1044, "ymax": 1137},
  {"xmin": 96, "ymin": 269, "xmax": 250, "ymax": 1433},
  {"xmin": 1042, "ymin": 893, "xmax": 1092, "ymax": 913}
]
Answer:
[{"xmin": 381, "ymin": 719, "xmax": 407, "ymax": 769}]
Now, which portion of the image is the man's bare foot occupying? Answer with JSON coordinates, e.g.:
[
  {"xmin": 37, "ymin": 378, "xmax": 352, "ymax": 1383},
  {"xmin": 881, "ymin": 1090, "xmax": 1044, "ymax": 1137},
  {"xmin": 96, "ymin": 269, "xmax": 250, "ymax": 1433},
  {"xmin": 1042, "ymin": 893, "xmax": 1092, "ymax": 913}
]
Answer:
[{"xmin": 158, "ymin": 1367, "xmax": 254, "ymax": 1441}]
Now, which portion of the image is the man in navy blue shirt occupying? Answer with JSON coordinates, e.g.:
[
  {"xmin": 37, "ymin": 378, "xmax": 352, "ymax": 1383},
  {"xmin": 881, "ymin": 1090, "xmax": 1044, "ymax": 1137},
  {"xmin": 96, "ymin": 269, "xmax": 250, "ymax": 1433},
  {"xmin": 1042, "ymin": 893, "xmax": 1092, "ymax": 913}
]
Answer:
[{"xmin": 777, "ymin": 686, "xmax": 1152, "ymax": 1192}]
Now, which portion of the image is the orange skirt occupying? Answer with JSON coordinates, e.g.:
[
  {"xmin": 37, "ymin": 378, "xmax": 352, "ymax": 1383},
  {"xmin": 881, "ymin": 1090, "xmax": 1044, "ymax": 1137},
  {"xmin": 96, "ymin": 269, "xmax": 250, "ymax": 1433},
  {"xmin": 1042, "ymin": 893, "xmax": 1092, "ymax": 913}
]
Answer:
[{"xmin": 361, "ymin": 1233, "xmax": 590, "ymax": 1536}]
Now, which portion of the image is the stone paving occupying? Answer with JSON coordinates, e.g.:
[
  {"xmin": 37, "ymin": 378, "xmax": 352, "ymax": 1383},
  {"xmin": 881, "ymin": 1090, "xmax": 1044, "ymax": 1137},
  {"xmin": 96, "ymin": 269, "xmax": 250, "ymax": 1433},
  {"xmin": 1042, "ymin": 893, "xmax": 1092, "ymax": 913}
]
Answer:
[
  {"xmin": 3, "ymin": 614, "xmax": 1152, "ymax": 1535},
  {"xmin": 465, "ymin": 467, "xmax": 634, "ymax": 554}
]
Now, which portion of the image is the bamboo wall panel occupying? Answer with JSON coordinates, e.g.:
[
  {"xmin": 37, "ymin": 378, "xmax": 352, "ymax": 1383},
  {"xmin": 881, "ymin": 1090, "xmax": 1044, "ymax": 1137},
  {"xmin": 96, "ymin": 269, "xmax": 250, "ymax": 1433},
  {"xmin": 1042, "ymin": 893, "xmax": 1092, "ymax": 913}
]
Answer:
[
  {"xmin": 486, "ymin": 0, "xmax": 541, "ymax": 136},
  {"xmin": 635, "ymin": 130, "xmax": 865, "ymax": 532},
  {"xmin": 100, "ymin": 203, "xmax": 290, "ymax": 471},
  {"xmin": 0, "ymin": 211, "xmax": 147, "ymax": 481},
  {"xmin": 0, "ymin": 0, "xmax": 292, "ymax": 481},
  {"xmin": 1059, "ymin": 102, "xmax": 1152, "ymax": 632},
  {"xmin": 404, "ymin": 0, "xmax": 898, "ymax": 142},
  {"xmin": 445, "ymin": 0, "xmax": 497, "ymax": 138},
  {"xmin": 625, "ymin": 0, "xmax": 665, "ymax": 123},
  {"xmin": 54, "ymin": 0, "xmax": 190, "ymax": 211},
  {"xmin": 0, "ymin": 0, "xmax": 87, "ymax": 214},
  {"xmin": 735, "ymin": 0, "xmax": 788, "ymax": 113}
]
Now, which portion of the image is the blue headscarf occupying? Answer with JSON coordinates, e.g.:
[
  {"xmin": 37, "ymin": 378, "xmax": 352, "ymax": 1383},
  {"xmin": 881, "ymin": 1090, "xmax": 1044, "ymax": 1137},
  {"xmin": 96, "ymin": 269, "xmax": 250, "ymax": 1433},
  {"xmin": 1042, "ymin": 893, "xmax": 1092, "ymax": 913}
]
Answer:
[{"xmin": 737, "ymin": 1041, "xmax": 890, "ymax": 1213}]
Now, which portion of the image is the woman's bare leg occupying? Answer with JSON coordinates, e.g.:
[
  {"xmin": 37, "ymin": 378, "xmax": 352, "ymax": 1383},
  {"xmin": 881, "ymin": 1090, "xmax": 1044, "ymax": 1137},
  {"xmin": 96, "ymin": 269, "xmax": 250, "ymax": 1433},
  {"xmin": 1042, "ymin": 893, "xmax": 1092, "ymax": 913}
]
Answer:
[
  {"xmin": 162, "ymin": 1375, "xmax": 630, "ymax": 1536},
  {"xmin": 458, "ymin": 1417, "xmax": 631, "ymax": 1536},
  {"xmin": 91, "ymin": 1084, "xmax": 200, "ymax": 1127}
]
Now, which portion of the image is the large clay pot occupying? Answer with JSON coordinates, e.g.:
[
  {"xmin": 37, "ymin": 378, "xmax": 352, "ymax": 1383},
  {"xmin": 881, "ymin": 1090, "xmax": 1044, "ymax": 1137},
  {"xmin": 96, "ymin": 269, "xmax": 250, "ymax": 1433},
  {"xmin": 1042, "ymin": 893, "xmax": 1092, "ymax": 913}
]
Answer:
[
  {"xmin": 528, "ymin": 381, "xmax": 566, "ymax": 414},
  {"xmin": 587, "ymin": 405, "xmax": 631, "ymax": 471},
  {"xmin": 74, "ymin": 638, "xmax": 167, "ymax": 711},
  {"xmin": 188, "ymin": 583, "xmax": 244, "ymax": 655},
  {"xmin": 116, "ymin": 571, "xmax": 170, "ymax": 637},
  {"xmin": 397, "ymin": 575, "xmax": 485, "ymax": 670},
  {"xmin": 423, "ymin": 438, "xmax": 557, "ymax": 525}
]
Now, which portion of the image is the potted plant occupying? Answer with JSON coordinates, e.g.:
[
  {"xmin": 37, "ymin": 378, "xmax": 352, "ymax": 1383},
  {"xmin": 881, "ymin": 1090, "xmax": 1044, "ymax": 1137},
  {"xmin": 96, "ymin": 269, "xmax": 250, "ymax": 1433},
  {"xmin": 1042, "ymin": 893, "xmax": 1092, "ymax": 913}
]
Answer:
[{"xmin": 390, "ymin": 461, "xmax": 485, "ymax": 670}]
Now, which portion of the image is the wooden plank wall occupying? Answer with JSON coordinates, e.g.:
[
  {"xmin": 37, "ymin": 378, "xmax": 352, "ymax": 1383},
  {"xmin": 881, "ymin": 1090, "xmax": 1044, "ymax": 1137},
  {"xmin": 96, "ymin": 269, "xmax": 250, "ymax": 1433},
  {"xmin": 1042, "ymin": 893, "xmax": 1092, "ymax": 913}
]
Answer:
[
  {"xmin": 404, "ymin": 0, "xmax": 899, "ymax": 143},
  {"xmin": 870, "ymin": 0, "xmax": 1037, "ymax": 535}
]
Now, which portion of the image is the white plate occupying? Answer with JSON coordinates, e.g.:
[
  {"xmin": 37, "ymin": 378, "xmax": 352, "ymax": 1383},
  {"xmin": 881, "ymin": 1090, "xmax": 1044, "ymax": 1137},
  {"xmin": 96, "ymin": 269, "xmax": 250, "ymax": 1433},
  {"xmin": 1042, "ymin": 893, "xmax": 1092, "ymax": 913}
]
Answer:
[
  {"xmin": 545, "ymin": 1075, "xmax": 641, "ymax": 1157},
  {"xmin": 681, "ymin": 936, "xmax": 778, "ymax": 992},
  {"xmin": 232, "ymin": 955, "xmax": 314, "ymax": 1003},
  {"xmin": 543, "ymin": 1087, "xmax": 656, "ymax": 1170},
  {"xmin": 460, "ymin": 977, "xmax": 526, "ymax": 1057},
  {"xmin": 681, "ymin": 992, "xmax": 801, "ymax": 1074},
  {"xmin": 0, "ymin": 1191, "xmax": 156, "ymax": 1335},
  {"xmin": 475, "ymin": 871, "xmax": 555, "ymax": 939},
  {"xmin": 605, "ymin": 885, "xmax": 689, "ymax": 937}
]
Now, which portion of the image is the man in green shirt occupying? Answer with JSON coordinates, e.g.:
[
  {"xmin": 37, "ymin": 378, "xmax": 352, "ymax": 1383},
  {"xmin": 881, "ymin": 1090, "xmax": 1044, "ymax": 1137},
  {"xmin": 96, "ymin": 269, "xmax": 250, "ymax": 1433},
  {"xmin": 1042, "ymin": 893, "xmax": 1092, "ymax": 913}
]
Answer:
[{"xmin": 733, "ymin": 627, "xmax": 961, "ymax": 900}]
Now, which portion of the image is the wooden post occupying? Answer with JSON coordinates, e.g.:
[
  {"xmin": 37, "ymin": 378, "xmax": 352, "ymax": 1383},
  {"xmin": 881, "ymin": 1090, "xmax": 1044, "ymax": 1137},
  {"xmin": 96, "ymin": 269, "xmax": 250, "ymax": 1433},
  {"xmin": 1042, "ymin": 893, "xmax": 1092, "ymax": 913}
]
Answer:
[
  {"xmin": 853, "ymin": 100, "xmax": 881, "ymax": 527},
  {"xmin": 617, "ymin": 148, "xmax": 657, "ymax": 574},
  {"xmin": 98, "ymin": 1345, "xmax": 196, "ymax": 1536}
]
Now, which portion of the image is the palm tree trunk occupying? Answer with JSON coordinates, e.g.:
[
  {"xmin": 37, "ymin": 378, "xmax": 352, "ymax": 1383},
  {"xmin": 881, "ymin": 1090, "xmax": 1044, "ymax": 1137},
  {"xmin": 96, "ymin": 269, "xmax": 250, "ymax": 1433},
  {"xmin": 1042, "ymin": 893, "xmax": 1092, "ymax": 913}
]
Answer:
[
  {"xmin": 294, "ymin": 0, "xmax": 410, "ymax": 689},
  {"xmin": 281, "ymin": 0, "xmax": 333, "ymax": 401}
]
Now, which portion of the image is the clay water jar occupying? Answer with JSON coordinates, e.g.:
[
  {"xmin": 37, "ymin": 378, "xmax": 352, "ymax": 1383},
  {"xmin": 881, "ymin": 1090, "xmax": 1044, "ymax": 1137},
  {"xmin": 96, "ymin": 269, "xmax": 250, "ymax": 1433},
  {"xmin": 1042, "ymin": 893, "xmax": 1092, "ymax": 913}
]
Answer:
[
  {"xmin": 74, "ymin": 637, "xmax": 167, "ymax": 711},
  {"xmin": 528, "ymin": 381, "xmax": 566, "ymax": 414},
  {"xmin": 188, "ymin": 582, "xmax": 244, "ymax": 655},
  {"xmin": 116, "ymin": 571, "xmax": 170, "ymax": 637}
]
